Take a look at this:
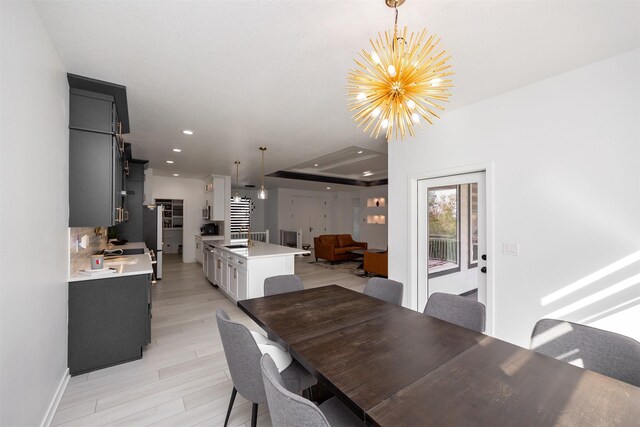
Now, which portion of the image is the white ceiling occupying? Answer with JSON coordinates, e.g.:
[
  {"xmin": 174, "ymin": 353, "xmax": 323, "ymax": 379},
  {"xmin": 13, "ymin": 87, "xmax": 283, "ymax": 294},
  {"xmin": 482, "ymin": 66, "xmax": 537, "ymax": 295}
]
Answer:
[{"xmin": 35, "ymin": 0, "xmax": 640, "ymax": 189}]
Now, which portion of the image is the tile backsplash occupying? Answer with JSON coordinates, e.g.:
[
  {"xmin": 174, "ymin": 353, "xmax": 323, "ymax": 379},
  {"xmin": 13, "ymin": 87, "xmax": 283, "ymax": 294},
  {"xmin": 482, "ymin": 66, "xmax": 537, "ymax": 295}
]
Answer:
[{"xmin": 69, "ymin": 227, "xmax": 108, "ymax": 276}]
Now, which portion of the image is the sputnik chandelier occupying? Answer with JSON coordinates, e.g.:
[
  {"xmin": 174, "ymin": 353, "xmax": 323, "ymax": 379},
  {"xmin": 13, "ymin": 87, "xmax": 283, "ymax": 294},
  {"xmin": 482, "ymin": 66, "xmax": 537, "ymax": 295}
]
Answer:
[{"xmin": 347, "ymin": 0, "xmax": 453, "ymax": 142}]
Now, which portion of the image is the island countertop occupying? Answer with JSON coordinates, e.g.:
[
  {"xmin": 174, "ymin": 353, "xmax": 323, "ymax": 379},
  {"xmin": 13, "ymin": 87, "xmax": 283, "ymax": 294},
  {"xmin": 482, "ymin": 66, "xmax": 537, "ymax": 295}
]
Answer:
[{"xmin": 209, "ymin": 240, "xmax": 309, "ymax": 259}]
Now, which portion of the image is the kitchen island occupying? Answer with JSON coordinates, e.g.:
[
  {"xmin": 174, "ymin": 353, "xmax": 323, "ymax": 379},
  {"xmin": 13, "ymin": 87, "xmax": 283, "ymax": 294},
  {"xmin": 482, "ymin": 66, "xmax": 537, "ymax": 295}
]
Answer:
[{"xmin": 203, "ymin": 241, "xmax": 309, "ymax": 302}]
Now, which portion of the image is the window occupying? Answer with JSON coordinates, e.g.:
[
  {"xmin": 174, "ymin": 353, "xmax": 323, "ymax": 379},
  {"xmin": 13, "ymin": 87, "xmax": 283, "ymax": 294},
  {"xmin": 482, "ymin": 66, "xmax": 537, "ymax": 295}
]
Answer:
[
  {"xmin": 428, "ymin": 185, "xmax": 460, "ymax": 277},
  {"xmin": 230, "ymin": 197, "xmax": 253, "ymax": 233},
  {"xmin": 468, "ymin": 183, "xmax": 478, "ymax": 268}
]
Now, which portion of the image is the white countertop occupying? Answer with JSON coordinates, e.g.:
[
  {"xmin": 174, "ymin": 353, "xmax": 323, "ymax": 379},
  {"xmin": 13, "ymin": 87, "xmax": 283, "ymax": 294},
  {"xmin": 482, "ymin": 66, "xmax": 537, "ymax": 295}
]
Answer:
[
  {"xmin": 199, "ymin": 234, "xmax": 225, "ymax": 241},
  {"xmin": 69, "ymin": 254, "xmax": 154, "ymax": 282},
  {"xmin": 106, "ymin": 241, "xmax": 149, "ymax": 252},
  {"xmin": 212, "ymin": 241, "xmax": 309, "ymax": 259}
]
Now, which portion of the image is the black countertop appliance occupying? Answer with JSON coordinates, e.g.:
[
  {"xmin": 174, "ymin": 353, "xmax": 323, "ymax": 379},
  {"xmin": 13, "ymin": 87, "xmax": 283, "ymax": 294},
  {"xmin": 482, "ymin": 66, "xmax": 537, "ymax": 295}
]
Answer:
[{"xmin": 201, "ymin": 223, "xmax": 219, "ymax": 235}]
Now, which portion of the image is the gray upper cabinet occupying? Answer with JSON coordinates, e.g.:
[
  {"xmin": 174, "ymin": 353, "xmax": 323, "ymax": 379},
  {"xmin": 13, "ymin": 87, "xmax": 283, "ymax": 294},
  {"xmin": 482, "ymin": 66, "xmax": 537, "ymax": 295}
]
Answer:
[
  {"xmin": 69, "ymin": 129, "xmax": 119, "ymax": 226},
  {"xmin": 68, "ymin": 76, "xmax": 129, "ymax": 227},
  {"xmin": 69, "ymin": 90, "xmax": 115, "ymax": 133},
  {"xmin": 113, "ymin": 162, "xmax": 146, "ymax": 241}
]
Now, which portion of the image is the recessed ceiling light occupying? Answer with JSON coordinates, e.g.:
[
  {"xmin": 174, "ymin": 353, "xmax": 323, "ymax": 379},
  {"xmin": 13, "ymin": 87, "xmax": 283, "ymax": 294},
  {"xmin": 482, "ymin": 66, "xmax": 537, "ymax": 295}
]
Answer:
[
  {"xmin": 363, "ymin": 171, "xmax": 373, "ymax": 177},
  {"xmin": 357, "ymin": 150, "xmax": 363, "ymax": 154},
  {"xmin": 182, "ymin": 130, "xmax": 194, "ymax": 135},
  {"xmin": 314, "ymin": 164, "xmax": 319, "ymax": 167},
  {"xmin": 166, "ymin": 160, "xmax": 174, "ymax": 164},
  {"xmin": 173, "ymin": 173, "xmax": 179, "ymax": 177},
  {"xmin": 172, "ymin": 148, "xmax": 182, "ymax": 152},
  {"xmin": 326, "ymin": 187, "xmax": 331, "ymax": 190}
]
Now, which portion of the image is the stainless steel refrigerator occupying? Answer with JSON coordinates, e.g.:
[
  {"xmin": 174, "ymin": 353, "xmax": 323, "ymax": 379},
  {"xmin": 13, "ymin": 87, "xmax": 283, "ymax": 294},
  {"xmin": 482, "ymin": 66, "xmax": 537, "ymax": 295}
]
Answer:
[{"xmin": 143, "ymin": 204, "xmax": 163, "ymax": 279}]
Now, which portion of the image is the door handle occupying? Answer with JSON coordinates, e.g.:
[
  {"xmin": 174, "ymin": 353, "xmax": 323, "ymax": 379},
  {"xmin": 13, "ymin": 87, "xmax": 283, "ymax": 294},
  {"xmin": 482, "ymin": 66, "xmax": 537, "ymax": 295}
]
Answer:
[
  {"xmin": 481, "ymin": 254, "xmax": 487, "ymax": 261},
  {"xmin": 481, "ymin": 267, "xmax": 487, "ymax": 273}
]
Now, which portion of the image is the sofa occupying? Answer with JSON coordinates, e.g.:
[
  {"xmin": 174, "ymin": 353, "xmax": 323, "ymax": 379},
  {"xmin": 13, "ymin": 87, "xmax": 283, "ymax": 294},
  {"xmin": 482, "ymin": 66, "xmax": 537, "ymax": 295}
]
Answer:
[
  {"xmin": 314, "ymin": 234, "xmax": 367, "ymax": 263},
  {"xmin": 364, "ymin": 251, "xmax": 388, "ymax": 277}
]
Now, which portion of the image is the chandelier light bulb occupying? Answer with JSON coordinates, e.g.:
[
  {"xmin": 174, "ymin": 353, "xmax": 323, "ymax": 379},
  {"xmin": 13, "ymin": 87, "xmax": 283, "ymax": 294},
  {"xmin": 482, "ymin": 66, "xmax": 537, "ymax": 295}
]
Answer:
[
  {"xmin": 371, "ymin": 107, "xmax": 381, "ymax": 118},
  {"xmin": 357, "ymin": 92, "xmax": 366, "ymax": 101},
  {"xmin": 407, "ymin": 100, "xmax": 416, "ymax": 109},
  {"xmin": 411, "ymin": 113, "xmax": 420, "ymax": 123},
  {"xmin": 233, "ymin": 193, "xmax": 241, "ymax": 203},
  {"xmin": 387, "ymin": 65, "xmax": 397, "ymax": 77},
  {"xmin": 381, "ymin": 119, "xmax": 389, "ymax": 129},
  {"xmin": 430, "ymin": 78, "xmax": 443, "ymax": 86},
  {"xmin": 371, "ymin": 51, "xmax": 381, "ymax": 65}
]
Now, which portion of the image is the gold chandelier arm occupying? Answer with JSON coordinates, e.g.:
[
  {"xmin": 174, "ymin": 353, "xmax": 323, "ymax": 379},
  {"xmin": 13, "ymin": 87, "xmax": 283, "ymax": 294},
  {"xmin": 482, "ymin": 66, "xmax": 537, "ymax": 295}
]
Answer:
[{"xmin": 346, "ymin": 0, "xmax": 453, "ymax": 142}]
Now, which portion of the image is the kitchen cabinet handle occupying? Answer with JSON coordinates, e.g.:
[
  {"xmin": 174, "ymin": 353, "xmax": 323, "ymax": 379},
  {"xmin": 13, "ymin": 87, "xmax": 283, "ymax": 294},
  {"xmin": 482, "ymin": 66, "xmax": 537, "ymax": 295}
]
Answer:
[
  {"xmin": 238, "ymin": 260, "xmax": 244, "ymax": 265},
  {"xmin": 116, "ymin": 122, "xmax": 125, "ymax": 155},
  {"xmin": 234, "ymin": 268, "xmax": 237, "ymax": 279}
]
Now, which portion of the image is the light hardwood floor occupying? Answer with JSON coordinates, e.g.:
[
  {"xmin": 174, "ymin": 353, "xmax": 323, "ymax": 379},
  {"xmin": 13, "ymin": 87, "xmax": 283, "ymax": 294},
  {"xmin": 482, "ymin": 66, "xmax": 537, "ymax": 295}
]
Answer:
[{"xmin": 53, "ymin": 253, "xmax": 368, "ymax": 426}]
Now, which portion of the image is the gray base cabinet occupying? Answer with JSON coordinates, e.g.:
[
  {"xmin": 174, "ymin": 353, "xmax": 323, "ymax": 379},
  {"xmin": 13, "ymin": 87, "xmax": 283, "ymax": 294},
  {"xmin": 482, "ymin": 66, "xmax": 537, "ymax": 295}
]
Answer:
[{"xmin": 68, "ymin": 274, "xmax": 151, "ymax": 376}]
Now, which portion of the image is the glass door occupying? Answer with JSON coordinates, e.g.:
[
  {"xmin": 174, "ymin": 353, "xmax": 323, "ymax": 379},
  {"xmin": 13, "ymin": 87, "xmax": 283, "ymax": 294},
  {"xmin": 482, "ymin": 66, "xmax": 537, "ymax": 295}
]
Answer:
[{"xmin": 417, "ymin": 172, "xmax": 487, "ymax": 312}]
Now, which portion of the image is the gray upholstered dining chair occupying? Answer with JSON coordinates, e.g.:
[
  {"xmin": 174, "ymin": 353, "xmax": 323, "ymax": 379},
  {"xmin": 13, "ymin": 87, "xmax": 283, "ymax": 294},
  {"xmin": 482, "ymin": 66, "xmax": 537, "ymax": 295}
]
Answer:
[
  {"xmin": 530, "ymin": 318, "xmax": 640, "ymax": 387},
  {"xmin": 261, "ymin": 354, "xmax": 363, "ymax": 427},
  {"xmin": 363, "ymin": 278, "xmax": 404, "ymax": 305},
  {"xmin": 264, "ymin": 274, "xmax": 304, "ymax": 296},
  {"xmin": 216, "ymin": 309, "xmax": 317, "ymax": 427},
  {"xmin": 423, "ymin": 292, "xmax": 486, "ymax": 333}
]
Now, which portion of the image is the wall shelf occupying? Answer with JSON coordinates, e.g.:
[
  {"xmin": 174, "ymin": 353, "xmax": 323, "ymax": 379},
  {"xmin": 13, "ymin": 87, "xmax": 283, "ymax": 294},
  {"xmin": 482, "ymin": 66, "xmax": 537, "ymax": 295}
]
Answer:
[
  {"xmin": 367, "ymin": 215, "xmax": 386, "ymax": 225},
  {"xmin": 367, "ymin": 197, "xmax": 385, "ymax": 207},
  {"xmin": 156, "ymin": 199, "xmax": 183, "ymax": 229}
]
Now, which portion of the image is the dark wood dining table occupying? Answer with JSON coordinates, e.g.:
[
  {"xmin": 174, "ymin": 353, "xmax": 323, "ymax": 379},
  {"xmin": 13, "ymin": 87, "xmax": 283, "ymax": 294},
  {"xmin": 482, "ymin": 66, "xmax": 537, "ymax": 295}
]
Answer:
[{"xmin": 238, "ymin": 285, "xmax": 640, "ymax": 426}]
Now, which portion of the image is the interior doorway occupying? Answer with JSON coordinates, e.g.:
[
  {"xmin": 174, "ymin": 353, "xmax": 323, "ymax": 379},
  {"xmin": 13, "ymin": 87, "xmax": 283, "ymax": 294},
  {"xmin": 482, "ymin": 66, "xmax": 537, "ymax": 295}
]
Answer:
[
  {"xmin": 291, "ymin": 196, "xmax": 327, "ymax": 247},
  {"xmin": 417, "ymin": 172, "xmax": 487, "ymax": 315}
]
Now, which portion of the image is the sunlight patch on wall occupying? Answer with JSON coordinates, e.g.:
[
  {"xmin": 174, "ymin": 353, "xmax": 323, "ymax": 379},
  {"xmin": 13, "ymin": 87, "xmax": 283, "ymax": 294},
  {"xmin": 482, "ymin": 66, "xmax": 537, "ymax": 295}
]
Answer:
[
  {"xmin": 545, "ymin": 273, "xmax": 640, "ymax": 319},
  {"xmin": 541, "ymin": 251, "xmax": 640, "ymax": 306}
]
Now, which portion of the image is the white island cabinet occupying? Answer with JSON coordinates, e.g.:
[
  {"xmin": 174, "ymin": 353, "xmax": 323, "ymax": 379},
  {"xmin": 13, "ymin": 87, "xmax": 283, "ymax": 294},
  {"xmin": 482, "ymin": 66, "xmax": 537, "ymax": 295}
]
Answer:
[{"xmin": 208, "ymin": 241, "xmax": 309, "ymax": 302}]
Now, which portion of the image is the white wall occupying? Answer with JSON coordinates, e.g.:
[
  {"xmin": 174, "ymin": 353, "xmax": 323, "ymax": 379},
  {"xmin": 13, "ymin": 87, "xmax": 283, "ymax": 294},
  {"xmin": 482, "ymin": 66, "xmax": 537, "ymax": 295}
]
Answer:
[
  {"xmin": 152, "ymin": 175, "xmax": 205, "ymax": 263},
  {"xmin": 359, "ymin": 186, "xmax": 388, "ymax": 249},
  {"xmin": 389, "ymin": 49, "xmax": 640, "ymax": 346},
  {"xmin": 329, "ymin": 190, "xmax": 359, "ymax": 234},
  {"xmin": 276, "ymin": 188, "xmax": 332, "ymax": 235},
  {"xmin": 265, "ymin": 187, "xmax": 388, "ymax": 247},
  {"xmin": 243, "ymin": 189, "xmax": 266, "ymax": 233},
  {"xmin": 1, "ymin": 2, "xmax": 70, "ymax": 425},
  {"xmin": 264, "ymin": 188, "xmax": 279, "ymax": 244}
]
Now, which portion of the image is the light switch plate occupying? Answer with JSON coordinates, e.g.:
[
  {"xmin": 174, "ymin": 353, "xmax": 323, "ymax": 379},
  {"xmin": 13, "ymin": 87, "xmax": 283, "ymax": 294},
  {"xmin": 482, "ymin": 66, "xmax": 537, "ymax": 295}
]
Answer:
[
  {"xmin": 79, "ymin": 235, "xmax": 88, "ymax": 249},
  {"xmin": 503, "ymin": 242, "xmax": 519, "ymax": 256}
]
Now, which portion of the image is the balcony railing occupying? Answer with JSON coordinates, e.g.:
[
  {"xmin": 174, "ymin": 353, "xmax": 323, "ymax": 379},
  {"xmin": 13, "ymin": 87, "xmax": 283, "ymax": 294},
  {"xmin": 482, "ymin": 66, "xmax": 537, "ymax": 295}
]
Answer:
[
  {"xmin": 230, "ymin": 230, "xmax": 269, "ymax": 243},
  {"xmin": 429, "ymin": 235, "xmax": 458, "ymax": 264}
]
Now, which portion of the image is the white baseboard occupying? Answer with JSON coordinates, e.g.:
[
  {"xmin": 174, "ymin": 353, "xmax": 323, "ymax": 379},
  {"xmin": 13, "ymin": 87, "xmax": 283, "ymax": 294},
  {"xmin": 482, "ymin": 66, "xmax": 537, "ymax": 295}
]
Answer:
[{"xmin": 41, "ymin": 368, "xmax": 69, "ymax": 427}]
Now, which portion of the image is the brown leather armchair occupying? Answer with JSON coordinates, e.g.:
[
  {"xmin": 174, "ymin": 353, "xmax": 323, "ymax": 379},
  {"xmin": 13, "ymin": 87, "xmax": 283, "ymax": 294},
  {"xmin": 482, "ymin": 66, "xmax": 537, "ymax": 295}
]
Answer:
[
  {"xmin": 364, "ymin": 251, "xmax": 388, "ymax": 277},
  {"xmin": 314, "ymin": 234, "xmax": 367, "ymax": 263}
]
